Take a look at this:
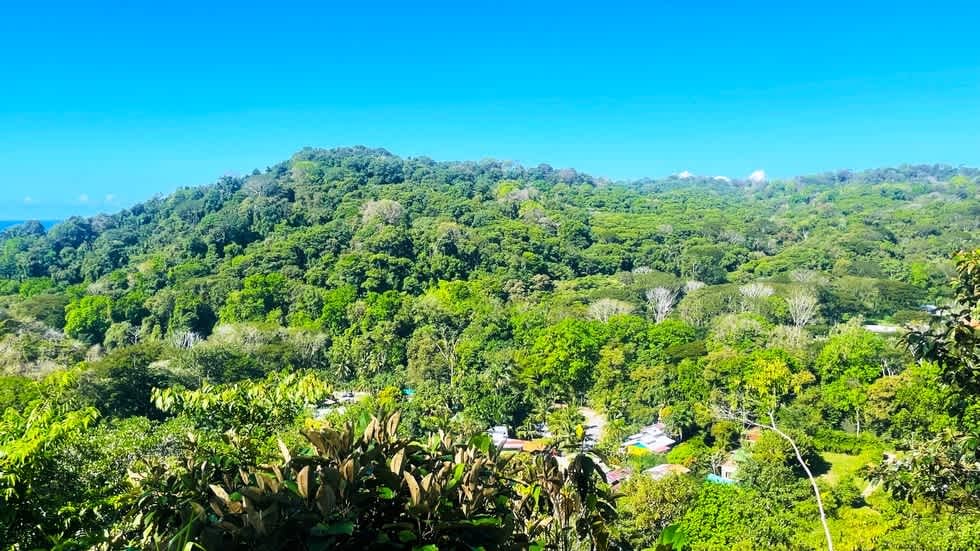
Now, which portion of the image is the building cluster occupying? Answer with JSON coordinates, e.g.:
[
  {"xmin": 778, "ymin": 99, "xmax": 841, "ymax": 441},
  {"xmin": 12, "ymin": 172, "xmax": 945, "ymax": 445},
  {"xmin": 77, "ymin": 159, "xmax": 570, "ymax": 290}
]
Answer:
[{"xmin": 488, "ymin": 419, "xmax": 694, "ymax": 489}]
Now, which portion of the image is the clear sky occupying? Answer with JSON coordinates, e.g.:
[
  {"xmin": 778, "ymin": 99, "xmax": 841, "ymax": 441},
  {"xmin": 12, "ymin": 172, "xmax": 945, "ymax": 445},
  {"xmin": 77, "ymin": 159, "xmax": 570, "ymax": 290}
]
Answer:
[{"xmin": 2, "ymin": 0, "xmax": 979, "ymax": 219}]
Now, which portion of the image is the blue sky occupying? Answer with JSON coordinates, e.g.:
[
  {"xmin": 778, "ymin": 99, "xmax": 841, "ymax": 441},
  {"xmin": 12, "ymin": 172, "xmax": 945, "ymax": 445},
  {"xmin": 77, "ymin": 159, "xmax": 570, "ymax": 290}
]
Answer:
[{"xmin": 2, "ymin": 1, "xmax": 979, "ymax": 218}]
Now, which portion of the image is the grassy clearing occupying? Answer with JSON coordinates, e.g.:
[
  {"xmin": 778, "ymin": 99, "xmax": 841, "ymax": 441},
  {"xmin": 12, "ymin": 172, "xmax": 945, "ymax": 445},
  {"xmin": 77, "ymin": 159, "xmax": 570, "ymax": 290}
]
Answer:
[{"xmin": 819, "ymin": 450, "xmax": 878, "ymax": 488}]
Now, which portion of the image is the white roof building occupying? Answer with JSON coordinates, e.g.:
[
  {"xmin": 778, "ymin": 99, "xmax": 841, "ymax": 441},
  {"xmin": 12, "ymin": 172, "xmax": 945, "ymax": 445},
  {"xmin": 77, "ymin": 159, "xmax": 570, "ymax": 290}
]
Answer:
[
  {"xmin": 622, "ymin": 423, "xmax": 676, "ymax": 454},
  {"xmin": 488, "ymin": 425, "xmax": 509, "ymax": 447}
]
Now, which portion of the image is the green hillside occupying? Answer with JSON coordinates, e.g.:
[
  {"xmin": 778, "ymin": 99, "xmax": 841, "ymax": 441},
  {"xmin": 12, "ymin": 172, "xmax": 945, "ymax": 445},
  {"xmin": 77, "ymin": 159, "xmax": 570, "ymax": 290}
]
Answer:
[{"xmin": 1, "ymin": 148, "xmax": 979, "ymax": 549}]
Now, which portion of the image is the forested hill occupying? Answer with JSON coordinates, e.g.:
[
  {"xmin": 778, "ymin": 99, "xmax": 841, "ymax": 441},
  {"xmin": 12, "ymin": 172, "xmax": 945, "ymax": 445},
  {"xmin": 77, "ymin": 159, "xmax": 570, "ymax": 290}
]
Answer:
[
  {"xmin": 2, "ymin": 147, "xmax": 978, "ymax": 301},
  {"xmin": 1, "ymin": 148, "xmax": 980, "ymax": 550}
]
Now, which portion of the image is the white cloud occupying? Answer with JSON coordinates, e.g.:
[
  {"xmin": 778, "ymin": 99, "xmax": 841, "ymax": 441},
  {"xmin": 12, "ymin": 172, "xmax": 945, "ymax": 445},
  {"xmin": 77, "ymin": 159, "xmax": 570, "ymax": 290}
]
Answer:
[
  {"xmin": 23, "ymin": 196, "xmax": 33, "ymax": 204},
  {"xmin": 677, "ymin": 170, "xmax": 693, "ymax": 179},
  {"xmin": 105, "ymin": 194, "xmax": 116, "ymax": 203},
  {"xmin": 713, "ymin": 176, "xmax": 731, "ymax": 183},
  {"xmin": 78, "ymin": 194, "xmax": 90, "ymax": 203},
  {"xmin": 748, "ymin": 170, "xmax": 767, "ymax": 184}
]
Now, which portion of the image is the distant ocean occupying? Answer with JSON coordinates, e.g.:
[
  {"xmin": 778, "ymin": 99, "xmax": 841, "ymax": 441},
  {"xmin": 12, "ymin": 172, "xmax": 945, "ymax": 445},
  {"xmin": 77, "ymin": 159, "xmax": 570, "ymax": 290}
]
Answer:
[{"xmin": 0, "ymin": 220, "xmax": 60, "ymax": 232}]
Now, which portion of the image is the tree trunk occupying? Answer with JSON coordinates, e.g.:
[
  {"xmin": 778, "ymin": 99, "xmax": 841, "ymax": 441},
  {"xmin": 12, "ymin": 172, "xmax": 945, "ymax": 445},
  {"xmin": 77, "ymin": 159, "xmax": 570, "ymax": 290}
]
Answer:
[
  {"xmin": 718, "ymin": 407, "xmax": 835, "ymax": 551},
  {"xmin": 767, "ymin": 412, "xmax": 835, "ymax": 551}
]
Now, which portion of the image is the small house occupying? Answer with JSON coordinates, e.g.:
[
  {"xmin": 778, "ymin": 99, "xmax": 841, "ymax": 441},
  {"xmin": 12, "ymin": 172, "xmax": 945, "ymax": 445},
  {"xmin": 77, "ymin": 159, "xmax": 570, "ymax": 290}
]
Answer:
[
  {"xmin": 605, "ymin": 467, "xmax": 633, "ymax": 487},
  {"xmin": 622, "ymin": 422, "xmax": 676, "ymax": 454},
  {"xmin": 720, "ymin": 457, "xmax": 738, "ymax": 481},
  {"xmin": 720, "ymin": 448, "xmax": 750, "ymax": 481},
  {"xmin": 500, "ymin": 438, "xmax": 530, "ymax": 452},
  {"xmin": 744, "ymin": 427, "xmax": 763, "ymax": 445},
  {"xmin": 863, "ymin": 324, "xmax": 900, "ymax": 334},
  {"xmin": 488, "ymin": 425, "xmax": 509, "ymax": 447}
]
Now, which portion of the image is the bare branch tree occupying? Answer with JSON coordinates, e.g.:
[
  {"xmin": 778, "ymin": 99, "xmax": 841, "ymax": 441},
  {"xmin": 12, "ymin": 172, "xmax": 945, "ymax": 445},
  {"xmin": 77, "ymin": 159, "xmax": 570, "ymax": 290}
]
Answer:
[
  {"xmin": 587, "ymin": 298, "xmax": 634, "ymax": 322},
  {"xmin": 739, "ymin": 282, "xmax": 775, "ymax": 313},
  {"xmin": 684, "ymin": 280, "xmax": 706, "ymax": 293},
  {"xmin": 739, "ymin": 282, "xmax": 775, "ymax": 300},
  {"xmin": 790, "ymin": 269, "xmax": 828, "ymax": 287},
  {"xmin": 361, "ymin": 199, "xmax": 404, "ymax": 225},
  {"xmin": 787, "ymin": 291, "xmax": 820, "ymax": 328},
  {"xmin": 716, "ymin": 404, "xmax": 834, "ymax": 551},
  {"xmin": 646, "ymin": 287, "xmax": 679, "ymax": 323},
  {"xmin": 171, "ymin": 330, "xmax": 202, "ymax": 350}
]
